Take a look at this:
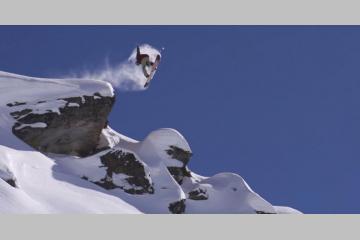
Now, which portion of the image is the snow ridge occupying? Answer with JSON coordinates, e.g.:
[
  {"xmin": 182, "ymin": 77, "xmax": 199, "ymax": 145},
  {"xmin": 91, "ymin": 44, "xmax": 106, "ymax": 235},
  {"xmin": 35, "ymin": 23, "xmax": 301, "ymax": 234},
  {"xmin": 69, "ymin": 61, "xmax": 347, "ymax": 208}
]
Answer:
[{"xmin": 0, "ymin": 67, "xmax": 300, "ymax": 214}]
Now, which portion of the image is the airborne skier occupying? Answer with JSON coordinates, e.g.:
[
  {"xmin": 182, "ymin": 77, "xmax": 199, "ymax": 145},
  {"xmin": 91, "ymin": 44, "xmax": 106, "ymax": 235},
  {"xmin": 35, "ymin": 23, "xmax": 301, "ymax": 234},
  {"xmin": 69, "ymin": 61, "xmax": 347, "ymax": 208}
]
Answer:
[{"xmin": 135, "ymin": 46, "xmax": 161, "ymax": 87}]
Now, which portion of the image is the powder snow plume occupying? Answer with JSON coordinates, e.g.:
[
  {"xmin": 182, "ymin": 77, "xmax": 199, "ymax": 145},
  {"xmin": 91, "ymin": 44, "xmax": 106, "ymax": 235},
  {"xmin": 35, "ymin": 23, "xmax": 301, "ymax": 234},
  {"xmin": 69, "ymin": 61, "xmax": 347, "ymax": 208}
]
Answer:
[{"xmin": 80, "ymin": 44, "xmax": 161, "ymax": 91}]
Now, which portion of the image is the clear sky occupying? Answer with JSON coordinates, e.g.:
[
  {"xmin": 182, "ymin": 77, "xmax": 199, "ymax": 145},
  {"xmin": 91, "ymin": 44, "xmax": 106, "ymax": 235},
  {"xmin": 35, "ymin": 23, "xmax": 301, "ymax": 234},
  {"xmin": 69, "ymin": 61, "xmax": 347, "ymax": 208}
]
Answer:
[{"xmin": 0, "ymin": 26, "xmax": 359, "ymax": 213}]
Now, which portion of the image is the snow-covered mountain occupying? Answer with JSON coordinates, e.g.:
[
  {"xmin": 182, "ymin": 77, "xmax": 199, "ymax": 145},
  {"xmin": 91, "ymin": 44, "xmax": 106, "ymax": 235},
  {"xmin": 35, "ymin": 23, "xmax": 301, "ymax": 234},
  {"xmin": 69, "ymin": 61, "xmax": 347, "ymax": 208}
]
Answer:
[{"xmin": 0, "ymin": 70, "xmax": 300, "ymax": 214}]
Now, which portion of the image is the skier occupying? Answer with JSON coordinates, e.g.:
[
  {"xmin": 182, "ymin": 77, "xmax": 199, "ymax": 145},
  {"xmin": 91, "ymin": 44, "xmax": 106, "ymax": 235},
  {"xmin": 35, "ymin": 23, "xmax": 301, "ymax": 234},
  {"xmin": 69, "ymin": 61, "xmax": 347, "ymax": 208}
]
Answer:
[{"xmin": 135, "ymin": 46, "xmax": 161, "ymax": 79}]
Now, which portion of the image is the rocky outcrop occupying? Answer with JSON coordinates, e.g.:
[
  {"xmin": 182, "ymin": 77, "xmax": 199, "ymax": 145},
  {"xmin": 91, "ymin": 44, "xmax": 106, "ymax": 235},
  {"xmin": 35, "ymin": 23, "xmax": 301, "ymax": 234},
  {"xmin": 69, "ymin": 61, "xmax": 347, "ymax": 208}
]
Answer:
[
  {"xmin": 166, "ymin": 145, "xmax": 192, "ymax": 166},
  {"xmin": 4, "ymin": 179, "xmax": 17, "ymax": 188},
  {"xmin": 168, "ymin": 199, "xmax": 186, "ymax": 214},
  {"xmin": 0, "ymin": 167, "xmax": 17, "ymax": 188},
  {"xmin": 167, "ymin": 166, "xmax": 192, "ymax": 185},
  {"xmin": 255, "ymin": 210, "xmax": 276, "ymax": 214},
  {"xmin": 165, "ymin": 145, "xmax": 192, "ymax": 184},
  {"xmin": 8, "ymin": 93, "xmax": 114, "ymax": 157},
  {"xmin": 95, "ymin": 150, "xmax": 154, "ymax": 194},
  {"xmin": 188, "ymin": 187, "xmax": 208, "ymax": 200}
]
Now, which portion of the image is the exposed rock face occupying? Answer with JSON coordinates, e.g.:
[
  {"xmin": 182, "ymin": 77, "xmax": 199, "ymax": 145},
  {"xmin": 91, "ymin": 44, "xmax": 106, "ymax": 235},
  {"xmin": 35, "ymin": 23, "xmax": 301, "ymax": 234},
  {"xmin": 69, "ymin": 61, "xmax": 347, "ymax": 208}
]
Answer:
[
  {"xmin": 255, "ymin": 210, "xmax": 276, "ymax": 214},
  {"xmin": 165, "ymin": 145, "xmax": 192, "ymax": 184},
  {"xmin": 5, "ymin": 179, "xmax": 17, "ymax": 188},
  {"xmin": 6, "ymin": 101, "xmax": 26, "ymax": 107},
  {"xmin": 95, "ymin": 150, "xmax": 154, "ymax": 194},
  {"xmin": 167, "ymin": 166, "xmax": 192, "ymax": 185},
  {"xmin": 8, "ymin": 93, "xmax": 114, "ymax": 157},
  {"xmin": 188, "ymin": 187, "xmax": 209, "ymax": 200},
  {"xmin": 168, "ymin": 199, "xmax": 186, "ymax": 214},
  {"xmin": 0, "ymin": 167, "xmax": 17, "ymax": 188},
  {"xmin": 166, "ymin": 145, "xmax": 192, "ymax": 166}
]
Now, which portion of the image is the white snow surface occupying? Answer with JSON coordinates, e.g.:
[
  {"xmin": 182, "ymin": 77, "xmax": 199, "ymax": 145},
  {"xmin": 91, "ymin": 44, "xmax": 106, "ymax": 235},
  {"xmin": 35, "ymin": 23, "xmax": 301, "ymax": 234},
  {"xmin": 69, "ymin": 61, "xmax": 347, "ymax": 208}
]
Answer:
[
  {"xmin": 0, "ymin": 70, "xmax": 300, "ymax": 214},
  {"xmin": 273, "ymin": 206, "xmax": 302, "ymax": 214},
  {"xmin": 0, "ymin": 70, "xmax": 114, "ymax": 105}
]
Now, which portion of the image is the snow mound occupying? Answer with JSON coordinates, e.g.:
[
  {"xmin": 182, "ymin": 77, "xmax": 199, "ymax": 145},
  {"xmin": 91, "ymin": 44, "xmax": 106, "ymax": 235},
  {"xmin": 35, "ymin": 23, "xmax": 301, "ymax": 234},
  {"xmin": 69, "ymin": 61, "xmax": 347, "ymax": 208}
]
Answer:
[
  {"xmin": 139, "ymin": 128, "xmax": 191, "ymax": 167},
  {"xmin": 185, "ymin": 172, "xmax": 275, "ymax": 213},
  {"xmin": 274, "ymin": 206, "xmax": 302, "ymax": 214},
  {"xmin": 0, "ymin": 71, "xmax": 114, "ymax": 105}
]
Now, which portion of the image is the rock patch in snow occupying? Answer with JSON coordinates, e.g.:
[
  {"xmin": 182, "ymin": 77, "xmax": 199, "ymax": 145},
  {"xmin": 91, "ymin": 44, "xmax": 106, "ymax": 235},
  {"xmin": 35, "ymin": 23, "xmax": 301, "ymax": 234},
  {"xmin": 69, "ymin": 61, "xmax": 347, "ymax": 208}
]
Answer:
[
  {"xmin": 8, "ymin": 94, "xmax": 114, "ymax": 157},
  {"xmin": 94, "ymin": 150, "xmax": 154, "ymax": 194}
]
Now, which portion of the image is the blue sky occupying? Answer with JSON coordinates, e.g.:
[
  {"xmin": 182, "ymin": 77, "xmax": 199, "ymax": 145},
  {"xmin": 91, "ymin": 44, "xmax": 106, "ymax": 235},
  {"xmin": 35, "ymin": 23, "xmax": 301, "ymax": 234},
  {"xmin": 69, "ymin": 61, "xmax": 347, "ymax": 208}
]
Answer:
[{"xmin": 0, "ymin": 26, "xmax": 359, "ymax": 213}]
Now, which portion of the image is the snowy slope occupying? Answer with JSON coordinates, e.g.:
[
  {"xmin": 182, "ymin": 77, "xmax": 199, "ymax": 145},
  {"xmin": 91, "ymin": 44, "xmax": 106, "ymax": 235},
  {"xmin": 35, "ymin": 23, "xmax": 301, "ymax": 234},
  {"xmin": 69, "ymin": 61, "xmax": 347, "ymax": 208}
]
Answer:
[
  {"xmin": 0, "ymin": 72, "xmax": 139, "ymax": 213},
  {"xmin": 0, "ymin": 70, "xmax": 300, "ymax": 214}
]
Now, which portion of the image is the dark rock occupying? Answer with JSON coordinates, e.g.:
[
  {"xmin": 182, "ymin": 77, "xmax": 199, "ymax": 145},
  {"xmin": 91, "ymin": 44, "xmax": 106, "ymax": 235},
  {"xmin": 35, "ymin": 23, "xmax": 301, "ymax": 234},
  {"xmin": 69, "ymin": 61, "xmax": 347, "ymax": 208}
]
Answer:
[
  {"xmin": 165, "ymin": 145, "xmax": 193, "ymax": 184},
  {"xmin": 167, "ymin": 166, "xmax": 192, "ymax": 185},
  {"xmin": 165, "ymin": 145, "xmax": 192, "ymax": 166},
  {"xmin": 9, "ymin": 94, "xmax": 114, "ymax": 157},
  {"xmin": 0, "ymin": 168, "xmax": 17, "ymax": 188},
  {"xmin": 188, "ymin": 187, "xmax": 208, "ymax": 200},
  {"xmin": 168, "ymin": 199, "xmax": 186, "ymax": 214},
  {"xmin": 5, "ymin": 179, "xmax": 17, "ymax": 188},
  {"xmin": 10, "ymin": 109, "xmax": 32, "ymax": 120},
  {"xmin": 255, "ymin": 210, "xmax": 276, "ymax": 214},
  {"xmin": 7, "ymin": 101, "xmax": 26, "ymax": 107},
  {"xmin": 95, "ymin": 177, "xmax": 118, "ymax": 190},
  {"xmin": 0, "ymin": 176, "xmax": 17, "ymax": 188},
  {"xmin": 95, "ymin": 150, "xmax": 154, "ymax": 194}
]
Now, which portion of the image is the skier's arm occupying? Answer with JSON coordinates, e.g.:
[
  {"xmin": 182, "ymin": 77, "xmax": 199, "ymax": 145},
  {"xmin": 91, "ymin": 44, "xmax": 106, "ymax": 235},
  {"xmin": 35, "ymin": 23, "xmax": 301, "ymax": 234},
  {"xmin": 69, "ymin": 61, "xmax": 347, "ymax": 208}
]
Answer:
[
  {"xmin": 137, "ymin": 46, "xmax": 140, "ymax": 56},
  {"xmin": 136, "ymin": 46, "xmax": 141, "ymax": 64}
]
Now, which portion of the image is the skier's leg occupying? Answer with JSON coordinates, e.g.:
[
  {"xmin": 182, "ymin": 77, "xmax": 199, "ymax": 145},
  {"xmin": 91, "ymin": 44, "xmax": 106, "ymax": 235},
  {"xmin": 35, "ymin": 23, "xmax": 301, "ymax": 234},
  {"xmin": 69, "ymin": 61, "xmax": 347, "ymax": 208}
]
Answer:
[{"xmin": 141, "ymin": 57, "xmax": 150, "ymax": 78}]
